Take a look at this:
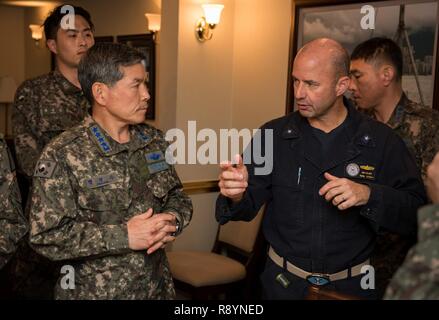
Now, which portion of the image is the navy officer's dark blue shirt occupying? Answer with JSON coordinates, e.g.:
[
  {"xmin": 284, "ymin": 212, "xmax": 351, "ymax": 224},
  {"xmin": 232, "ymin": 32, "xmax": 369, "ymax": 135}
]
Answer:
[{"xmin": 216, "ymin": 100, "xmax": 426, "ymax": 275}]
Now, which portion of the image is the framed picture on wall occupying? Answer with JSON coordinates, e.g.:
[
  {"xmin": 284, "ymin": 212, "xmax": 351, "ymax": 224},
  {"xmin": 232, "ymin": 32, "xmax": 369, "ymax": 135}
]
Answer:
[
  {"xmin": 116, "ymin": 33, "xmax": 156, "ymax": 120},
  {"xmin": 94, "ymin": 35, "xmax": 114, "ymax": 43},
  {"xmin": 287, "ymin": 0, "xmax": 439, "ymax": 113}
]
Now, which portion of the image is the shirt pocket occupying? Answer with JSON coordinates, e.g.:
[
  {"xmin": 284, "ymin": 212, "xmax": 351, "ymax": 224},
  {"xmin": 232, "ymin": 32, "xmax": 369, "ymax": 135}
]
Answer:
[
  {"xmin": 271, "ymin": 167, "xmax": 304, "ymax": 227},
  {"xmin": 77, "ymin": 174, "xmax": 132, "ymax": 225},
  {"xmin": 146, "ymin": 169, "xmax": 180, "ymax": 202},
  {"xmin": 39, "ymin": 104, "xmax": 83, "ymax": 136}
]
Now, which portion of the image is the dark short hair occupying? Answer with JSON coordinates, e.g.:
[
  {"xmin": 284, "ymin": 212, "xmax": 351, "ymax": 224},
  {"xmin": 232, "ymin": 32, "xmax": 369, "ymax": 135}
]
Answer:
[
  {"xmin": 78, "ymin": 42, "xmax": 146, "ymax": 105},
  {"xmin": 43, "ymin": 4, "xmax": 94, "ymax": 40},
  {"xmin": 351, "ymin": 37, "xmax": 403, "ymax": 80}
]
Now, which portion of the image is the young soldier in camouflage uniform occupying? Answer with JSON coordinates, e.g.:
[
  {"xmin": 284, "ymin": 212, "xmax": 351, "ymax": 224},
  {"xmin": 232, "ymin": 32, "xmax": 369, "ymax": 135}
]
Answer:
[
  {"xmin": 29, "ymin": 43, "xmax": 192, "ymax": 299},
  {"xmin": 13, "ymin": 5, "xmax": 94, "ymax": 179},
  {"xmin": 0, "ymin": 136, "xmax": 27, "ymax": 270},
  {"xmin": 9, "ymin": 5, "xmax": 95, "ymax": 299},
  {"xmin": 349, "ymin": 37, "xmax": 439, "ymax": 298},
  {"xmin": 385, "ymin": 152, "xmax": 439, "ymax": 299}
]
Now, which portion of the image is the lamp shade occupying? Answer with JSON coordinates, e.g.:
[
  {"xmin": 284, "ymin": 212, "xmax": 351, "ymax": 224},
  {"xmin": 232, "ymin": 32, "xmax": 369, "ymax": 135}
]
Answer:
[
  {"xmin": 29, "ymin": 24, "xmax": 43, "ymax": 40},
  {"xmin": 145, "ymin": 13, "xmax": 161, "ymax": 32},
  {"xmin": 202, "ymin": 4, "xmax": 224, "ymax": 25},
  {"xmin": 0, "ymin": 76, "xmax": 17, "ymax": 103}
]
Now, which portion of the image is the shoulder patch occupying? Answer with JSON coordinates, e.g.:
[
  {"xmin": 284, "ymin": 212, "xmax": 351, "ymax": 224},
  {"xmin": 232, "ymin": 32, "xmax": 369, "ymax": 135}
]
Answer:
[{"xmin": 34, "ymin": 160, "xmax": 57, "ymax": 178}]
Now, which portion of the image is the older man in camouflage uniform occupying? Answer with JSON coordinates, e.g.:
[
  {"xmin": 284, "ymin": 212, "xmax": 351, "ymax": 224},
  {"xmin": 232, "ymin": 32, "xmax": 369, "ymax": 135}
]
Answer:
[
  {"xmin": 0, "ymin": 136, "xmax": 27, "ymax": 270},
  {"xmin": 349, "ymin": 37, "xmax": 439, "ymax": 298},
  {"xmin": 385, "ymin": 152, "xmax": 439, "ymax": 299},
  {"xmin": 29, "ymin": 42, "xmax": 192, "ymax": 299}
]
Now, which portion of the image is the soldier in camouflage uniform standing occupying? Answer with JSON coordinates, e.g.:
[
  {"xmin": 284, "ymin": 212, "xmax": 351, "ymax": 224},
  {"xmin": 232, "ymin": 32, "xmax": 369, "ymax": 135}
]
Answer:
[
  {"xmin": 29, "ymin": 43, "xmax": 193, "ymax": 299},
  {"xmin": 9, "ymin": 5, "xmax": 95, "ymax": 298},
  {"xmin": 0, "ymin": 136, "xmax": 27, "ymax": 270},
  {"xmin": 349, "ymin": 37, "xmax": 439, "ymax": 298},
  {"xmin": 13, "ymin": 5, "xmax": 94, "ymax": 180},
  {"xmin": 385, "ymin": 152, "xmax": 439, "ymax": 299}
]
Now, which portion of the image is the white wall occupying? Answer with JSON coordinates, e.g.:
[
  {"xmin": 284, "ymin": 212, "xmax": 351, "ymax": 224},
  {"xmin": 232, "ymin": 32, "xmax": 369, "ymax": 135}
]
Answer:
[
  {"xmin": 231, "ymin": 0, "xmax": 291, "ymax": 130},
  {"xmin": 168, "ymin": 0, "xmax": 292, "ymax": 252},
  {"xmin": 0, "ymin": 5, "xmax": 25, "ymax": 84},
  {"xmin": 0, "ymin": 5, "xmax": 25, "ymax": 135}
]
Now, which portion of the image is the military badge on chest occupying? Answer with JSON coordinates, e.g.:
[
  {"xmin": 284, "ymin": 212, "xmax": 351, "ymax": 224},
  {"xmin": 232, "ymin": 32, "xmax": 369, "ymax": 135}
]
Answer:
[
  {"xmin": 345, "ymin": 162, "xmax": 376, "ymax": 180},
  {"xmin": 346, "ymin": 163, "xmax": 360, "ymax": 177},
  {"xmin": 145, "ymin": 150, "xmax": 169, "ymax": 174}
]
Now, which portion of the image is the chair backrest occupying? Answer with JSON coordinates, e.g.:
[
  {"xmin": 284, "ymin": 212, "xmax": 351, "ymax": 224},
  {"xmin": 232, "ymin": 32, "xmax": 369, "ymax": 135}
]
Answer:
[{"xmin": 217, "ymin": 204, "xmax": 265, "ymax": 254}]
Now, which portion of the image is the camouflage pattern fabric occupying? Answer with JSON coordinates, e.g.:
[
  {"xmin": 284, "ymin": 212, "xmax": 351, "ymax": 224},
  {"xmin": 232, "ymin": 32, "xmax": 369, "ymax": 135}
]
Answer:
[
  {"xmin": 10, "ymin": 70, "xmax": 89, "ymax": 299},
  {"xmin": 0, "ymin": 136, "xmax": 27, "ymax": 269},
  {"xmin": 361, "ymin": 94, "xmax": 439, "ymax": 298},
  {"xmin": 12, "ymin": 70, "xmax": 89, "ymax": 178},
  {"xmin": 29, "ymin": 116, "xmax": 192, "ymax": 299},
  {"xmin": 361, "ymin": 94, "xmax": 439, "ymax": 180},
  {"xmin": 384, "ymin": 204, "xmax": 439, "ymax": 300}
]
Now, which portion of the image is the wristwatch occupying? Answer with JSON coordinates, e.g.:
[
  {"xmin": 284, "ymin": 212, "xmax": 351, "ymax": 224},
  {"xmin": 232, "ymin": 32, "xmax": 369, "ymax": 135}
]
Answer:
[{"xmin": 171, "ymin": 215, "xmax": 181, "ymax": 237}]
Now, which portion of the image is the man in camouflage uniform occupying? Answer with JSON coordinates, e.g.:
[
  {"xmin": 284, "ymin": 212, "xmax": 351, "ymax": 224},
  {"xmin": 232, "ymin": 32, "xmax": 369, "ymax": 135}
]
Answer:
[
  {"xmin": 0, "ymin": 136, "xmax": 27, "ymax": 270},
  {"xmin": 385, "ymin": 152, "xmax": 439, "ymax": 299},
  {"xmin": 349, "ymin": 37, "xmax": 439, "ymax": 298},
  {"xmin": 9, "ymin": 5, "xmax": 95, "ymax": 299},
  {"xmin": 13, "ymin": 5, "xmax": 94, "ymax": 179},
  {"xmin": 29, "ymin": 42, "xmax": 192, "ymax": 299}
]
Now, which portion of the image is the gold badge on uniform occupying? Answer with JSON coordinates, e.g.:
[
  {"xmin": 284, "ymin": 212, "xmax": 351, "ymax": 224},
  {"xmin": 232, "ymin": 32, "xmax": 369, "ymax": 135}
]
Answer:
[{"xmin": 358, "ymin": 165, "xmax": 376, "ymax": 180}]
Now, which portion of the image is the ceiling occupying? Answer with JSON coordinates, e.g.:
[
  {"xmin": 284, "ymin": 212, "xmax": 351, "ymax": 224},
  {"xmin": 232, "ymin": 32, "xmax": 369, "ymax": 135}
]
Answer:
[{"xmin": 0, "ymin": 0, "xmax": 62, "ymax": 7}]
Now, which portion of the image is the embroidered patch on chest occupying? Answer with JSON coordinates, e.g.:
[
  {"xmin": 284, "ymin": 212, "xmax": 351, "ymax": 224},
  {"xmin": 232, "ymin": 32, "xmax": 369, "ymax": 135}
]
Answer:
[{"xmin": 84, "ymin": 173, "xmax": 121, "ymax": 188}]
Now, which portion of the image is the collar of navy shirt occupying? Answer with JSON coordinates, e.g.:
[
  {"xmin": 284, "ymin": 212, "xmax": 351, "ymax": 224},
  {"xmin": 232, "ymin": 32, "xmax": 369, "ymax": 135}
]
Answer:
[{"xmin": 280, "ymin": 97, "xmax": 377, "ymax": 174}]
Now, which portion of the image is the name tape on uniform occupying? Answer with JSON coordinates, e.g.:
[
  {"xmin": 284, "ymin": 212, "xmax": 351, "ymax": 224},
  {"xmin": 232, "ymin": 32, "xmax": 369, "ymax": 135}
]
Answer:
[
  {"xmin": 148, "ymin": 161, "xmax": 170, "ymax": 174},
  {"xmin": 84, "ymin": 173, "xmax": 121, "ymax": 188}
]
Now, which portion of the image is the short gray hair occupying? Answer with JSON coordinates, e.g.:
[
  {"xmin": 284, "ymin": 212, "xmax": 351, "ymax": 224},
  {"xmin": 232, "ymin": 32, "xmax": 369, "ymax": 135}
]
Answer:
[{"xmin": 78, "ymin": 42, "xmax": 146, "ymax": 105}]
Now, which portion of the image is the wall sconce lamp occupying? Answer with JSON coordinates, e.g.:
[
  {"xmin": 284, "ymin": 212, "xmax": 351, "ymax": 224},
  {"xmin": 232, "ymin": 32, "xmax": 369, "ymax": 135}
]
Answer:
[
  {"xmin": 195, "ymin": 4, "xmax": 224, "ymax": 42},
  {"xmin": 145, "ymin": 13, "xmax": 161, "ymax": 41},
  {"xmin": 29, "ymin": 24, "xmax": 43, "ymax": 46}
]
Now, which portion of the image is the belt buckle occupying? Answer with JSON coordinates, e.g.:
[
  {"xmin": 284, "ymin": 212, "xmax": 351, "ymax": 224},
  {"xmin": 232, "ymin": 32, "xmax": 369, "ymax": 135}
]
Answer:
[{"xmin": 306, "ymin": 273, "xmax": 330, "ymax": 286}]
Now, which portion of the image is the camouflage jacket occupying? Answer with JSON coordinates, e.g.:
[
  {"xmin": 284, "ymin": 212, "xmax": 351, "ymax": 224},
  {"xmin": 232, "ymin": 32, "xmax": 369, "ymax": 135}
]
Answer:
[
  {"xmin": 0, "ymin": 136, "xmax": 27, "ymax": 269},
  {"xmin": 362, "ymin": 94, "xmax": 439, "ymax": 297},
  {"xmin": 364, "ymin": 94, "xmax": 439, "ymax": 180},
  {"xmin": 385, "ymin": 204, "xmax": 439, "ymax": 300},
  {"xmin": 12, "ymin": 70, "xmax": 89, "ymax": 178},
  {"xmin": 29, "ymin": 117, "xmax": 193, "ymax": 299}
]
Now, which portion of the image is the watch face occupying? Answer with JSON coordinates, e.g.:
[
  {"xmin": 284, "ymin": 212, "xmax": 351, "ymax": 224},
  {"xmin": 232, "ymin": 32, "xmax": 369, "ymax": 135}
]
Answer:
[{"xmin": 346, "ymin": 163, "xmax": 360, "ymax": 177}]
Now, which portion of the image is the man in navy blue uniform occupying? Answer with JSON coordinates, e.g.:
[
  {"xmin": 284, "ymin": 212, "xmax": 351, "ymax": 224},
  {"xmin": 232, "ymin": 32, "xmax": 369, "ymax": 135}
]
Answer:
[{"xmin": 216, "ymin": 38, "xmax": 426, "ymax": 299}]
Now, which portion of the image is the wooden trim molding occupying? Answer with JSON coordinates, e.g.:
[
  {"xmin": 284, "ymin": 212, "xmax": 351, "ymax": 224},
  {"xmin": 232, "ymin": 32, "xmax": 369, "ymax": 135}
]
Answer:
[{"xmin": 182, "ymin": 180, "xmax": 220, "ymax": 195}]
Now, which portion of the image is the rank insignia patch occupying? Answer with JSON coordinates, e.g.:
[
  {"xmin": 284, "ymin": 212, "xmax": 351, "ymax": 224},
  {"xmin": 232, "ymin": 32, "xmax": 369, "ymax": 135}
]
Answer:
[{"xmin": 90, "ymin": 125, "xmax": 112, "ymax": 153}]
